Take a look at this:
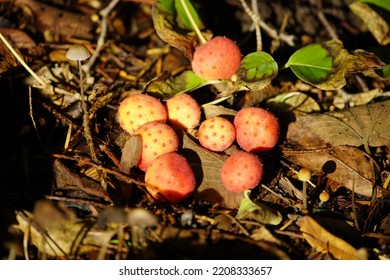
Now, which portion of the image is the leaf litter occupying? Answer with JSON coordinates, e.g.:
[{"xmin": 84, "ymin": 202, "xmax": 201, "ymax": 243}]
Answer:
[{"xmin": 1, "ymin": 0, "xmax": 390, "ymax": 260}]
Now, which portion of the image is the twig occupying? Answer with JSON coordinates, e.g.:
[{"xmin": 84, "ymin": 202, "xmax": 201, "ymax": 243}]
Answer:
[
  {"xmin": 0, "ymin": 33, "xmax": 47, "ymax": 87},
  {"xmin": 28, "ymin": 86, "xmax": 43, "ymax": 147},
  {"xmin": 82, "ymin": 0, "xmax": 121, "ymax": 73},
  {"xmin": 311, "ymin": 0, "xmax": 338, "ymax": 40},
  {"xmin": 238, "ymin": 0, "xmax": 295, "ymax": 47},
  {"xmin": 251, "ymin": 0, "xmax": 262, "ymax": 51}
]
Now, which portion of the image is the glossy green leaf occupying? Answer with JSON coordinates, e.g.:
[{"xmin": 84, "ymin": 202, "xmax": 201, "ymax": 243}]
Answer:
[
  {"xmin": 285, "ymin": 44, "xmax": 333, "ymax": 84},
  {"xmin": 360, "ymin": 0, "xmax": 390, "ymax": 11},
  {"xmin": 152, "ymin": 0, "xmax": 205, "ymax": 58},
  {"xmin": 286, "ymin": 40, "xmax": 385, "ymax": 90},
  {"xmin": 235, "ymin": 51, "xmax": 278, "ymax": 91},
  {"xmin": 145, "ymin": 70, "xmax": 216, "ymax": 99}
]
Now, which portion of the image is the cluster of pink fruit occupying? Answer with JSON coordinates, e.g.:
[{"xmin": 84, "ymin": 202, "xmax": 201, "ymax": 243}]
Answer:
[
  {"xmin": 117, "ymin": 36, "xmax": 280, "ymax": 204},
  {"xmin": 117, "ymin": 92, "xmax": 279, "ymax": 204}
]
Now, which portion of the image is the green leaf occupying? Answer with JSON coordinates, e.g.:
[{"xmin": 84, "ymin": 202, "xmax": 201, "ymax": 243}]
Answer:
[
  {"xmin": 235, "ymin": 51, "xmax": 278, "ymax": 91},
  {"xmin": 145, "ymin": 70, "xmax": 216, "ymax": 99},
  {"xmin": 152, "ymin": 0, "xmax": 205, "ymax": 58},
  {"xmin": 285, "ymin": 43, "xmax": 333, "ymax": 84},
  {"xmin": 236, "ymin": 191, "xmax": 282, "ymax": 225},
  {"xmin": 286, "ymin": 39, "xmax": 385, "ymax": 90},
  {"xmin": 360, "ymin": 0, "xmax": 390, "ymax": 12},
  {"xmin": 175, "ymin": 0, "xmax": 203, "ymax": 30}
]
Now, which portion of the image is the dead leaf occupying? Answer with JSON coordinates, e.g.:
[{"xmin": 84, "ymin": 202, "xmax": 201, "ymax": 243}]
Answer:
[
  {"xmin": 236, "ymin": 191, "xmax": 283, "ymax": 225},
  {"xmin": 13, "ymin": 201, "xmax": 94, "ymax": 257},
  {"xmin": 202, "ymin": 104, "xmax": 237, "ymax": 119},
  {"xmin": 287, "ymin": 99, "xmax": 390, "ymax": 151},
  {"xmin": 350, "ymin": 2, "xmax": 390, "ymax": 46},
  {"xmin": 295, "ymin": 215, "xmax": 367, "ymax": 259},
  {"xmin": 282, "ymin": 145, "xmax": 375, "ymax": 197},
  {"xmin": 119, "ymin": 135, "xmax": 142, "ymax": 173},
  {"xmin": 182, "ymin": 133, "xmax": 244, "ymax": 209},
  {"xmin": 52, "ymin": 159, "xmax": 111, "ymax": 202},
  {"xmin": 14, "ymin": 0, "xmax": 94, "ymax": 41},
  {"xmin": 315, "ymin": 40, "xmax": 385, "ymax": 89}
]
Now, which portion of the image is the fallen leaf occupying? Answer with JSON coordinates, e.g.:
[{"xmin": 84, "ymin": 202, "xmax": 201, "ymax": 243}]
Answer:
[
  {"xmin": 202, "ymin": 104, "xmax": 237, "ymax": 119},
  {"xmin": 295, "ymin": 215, "xmax": 367, "ymax": 259},
  {"xmin": 350, "ymin": 2, "xmax": 390, "ymax": 45},
  {"xmin": 236, "ymin": 191, "xmax": 283, "ymax": 225},
  {"xmin": 182, "ymin": 133, "xmax": 244, "ymax": 209},
  {"xmin": 145, "ymin": 70, "xmax": 213, "ymax": 99},
  {"xmin": 13, "ymin": 201, "xmax": 94, "ymax": 257},
  {"xmin": 267, "ymin": 91, "xmax": 321, "ymax": 114},
  {"xmin": 152, "ymin": 0, "xmax": 206, "ymax": 59},
  {"xmin": 14, "ymin": 0, "xmax": 94, "ymax": 41},
  {"xmin": 119, "ymin": 135, "xmax": 142, "ymax": 173},
  {"xmin": 282, "ymin": 145, "xmax": 375, "ymax": 197},
  {"xmin": 285, "ymin": 39, "xmax": 385, "ymax": 89},
  {"xmin": 287, "ymin": 99, "xmax": 390, "ymax": 152}
]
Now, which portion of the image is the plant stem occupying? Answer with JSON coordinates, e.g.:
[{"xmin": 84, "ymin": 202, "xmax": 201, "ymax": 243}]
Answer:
[
  {"xmin": 180, "ymin": 0, "xmax": 206, "ymax": 44},
  {"xmin": 78, "ymin": 60, "xmax": 99, "ymax": 164}
]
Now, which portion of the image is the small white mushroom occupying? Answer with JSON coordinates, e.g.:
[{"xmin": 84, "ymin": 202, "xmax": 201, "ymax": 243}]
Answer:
[{"xmin": 66, "ymin": 45, "xmax": 91, "ymax": 61}]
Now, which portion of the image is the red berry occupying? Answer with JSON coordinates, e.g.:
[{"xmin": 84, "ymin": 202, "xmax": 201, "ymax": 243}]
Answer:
[
  {"xmin": 135, "ymin": 122, "xmax": 179, "ymax": 171},
  {"xmin": 191, "ymin": 36, "xmax": 241, "ymax": 80},
  {"xmin": 166, "ymin": 93, "xmax": 201, "ymax": 129},
  {"xmin": 145, "ymin": 152, "xmax": 196, "ymax": 203},
  {"xmin": 221, "ymin": 151, "xmax": 263, "ymax": 193},
  {"xmin": 234, "ymin": 107, "xmax": 280, "ymax": 152},
  {"xmin": 117, "ymin": 94, "xmax": 167, "ymax": 135},
  {"xmin": 198, "ymin": 116, "xmax": 235, "ymax": 152}
]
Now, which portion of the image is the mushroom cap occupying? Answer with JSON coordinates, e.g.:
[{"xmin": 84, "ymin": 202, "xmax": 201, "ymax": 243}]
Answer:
[
  {"xmin": 297, "ymin": 168, "xmax": 312, "ymax": 181},
  {"xmin": 66, "ymin": 45, "xmax": 91, "ymax": 61}
]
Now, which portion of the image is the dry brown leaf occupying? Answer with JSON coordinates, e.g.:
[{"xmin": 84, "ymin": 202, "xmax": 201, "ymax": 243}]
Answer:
[
  {"xmin": 287, "ymin": 99, "xmax": 390, "ymax": 151},
  {"xmin": 182, "ymin": 133, "xmax": 244, "ymax": 209},
  {"xmin": 282, "ymin": 145, "xmax": 374, "ymax": 197},
  {"xmin": 13, "ymin": 201, "xmax": 94, "ymax": 257},
  {"xmin": 295, "ymin": 215, "xmax": 367, "ymax": 259},
  {"xmin": 350, "ymin": 2, "xmax": 390, "ymax": 45},
  {"xmin": 14, "ymin": 0, "xmax": 94, "ymax": 41},
  {"xmin": 119, "ymin": 135, "xmax": 142, "ymax": 173}
]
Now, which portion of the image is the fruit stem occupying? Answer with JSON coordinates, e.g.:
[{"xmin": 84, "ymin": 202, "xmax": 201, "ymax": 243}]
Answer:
[{"xmin": 180, "ymin": 0, "xmax": 207, "ymax": 44}]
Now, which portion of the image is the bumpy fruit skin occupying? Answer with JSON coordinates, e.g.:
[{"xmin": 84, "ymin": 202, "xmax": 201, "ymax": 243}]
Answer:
[
  {"xmin": 234, "ymin": 107, "xmax": 280, "ymax": 152},
  {"xmin": 198, "ymin": 116, "xmax": 236, "ymax": 152},
  {"xmin": 135, "ymin": 122, "xmax": 179, "ymax": 171},
  {"xmin": 191, "ymin": 36, "xmax": 241, "ymax": 80},
  {"xmin": 221, "ymin": 151, "xmax": 263, "ymax": 193},
  {"xmin": 166, "ymin": 93, "xmax": 201, "ymax": 129},
  {"xmin": 145, "ymin": 152, "xmax": 196, "ymax": 203},
  {"xmin": 117, "ymin": 94, "xmax": 167, "ymax": 135}
]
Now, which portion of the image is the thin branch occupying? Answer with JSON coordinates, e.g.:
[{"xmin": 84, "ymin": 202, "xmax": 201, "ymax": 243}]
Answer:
[
  {"xmin": 238, "ymin": 0, "xmax": 295, "ymax": 47},
  {"xmin": 0, "ymin": 33, "xmax": 47, "ymax": 87},
  {"xmin": 82, "ymin": 0, "xmax": 121, "ymax": 73}
]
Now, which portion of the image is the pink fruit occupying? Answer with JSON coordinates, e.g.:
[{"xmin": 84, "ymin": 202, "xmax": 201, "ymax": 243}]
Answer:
[
  {"xmin": 221, "ymin": 151, "xmax": 263, "ymax": 193},
  {"xmin": 234, "ymin": 107, "xmax": 280, "ymax": 152},
  {"xmin": 166, "ymin": 93, "xmax": 201, "ymax": 129},
  {"xmin": 117, "ymin": 94, "xmax": 167, "ymax": 135},
  {"xmin": 145, "ymin": 152, "xmax": 196, "ymax": 203},
  {"xmin": 135, "ymin": 122, "xmax": 179, "ymax": 171},
  {"xmin": 198, "ymin": 116, "xmax": 235, "ymax": 152},
  {"xmin": 191, "ymin": 36, "xmax": 241, "ymax": 80}
]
